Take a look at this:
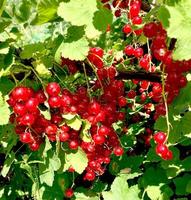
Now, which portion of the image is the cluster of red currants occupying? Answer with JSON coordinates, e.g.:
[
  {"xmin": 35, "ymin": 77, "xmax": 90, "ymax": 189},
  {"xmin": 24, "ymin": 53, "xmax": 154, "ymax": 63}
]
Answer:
[
  {"xmin": 154, "ymin": 132, "xmax": 173, "ymax": 160},
  {"xmin": 8, "ymin": 78, "xmax": 126, "ymax": 182},
  {"xmin": 143, "ymin": 22, "xmax": 191, "ymax": 113}
]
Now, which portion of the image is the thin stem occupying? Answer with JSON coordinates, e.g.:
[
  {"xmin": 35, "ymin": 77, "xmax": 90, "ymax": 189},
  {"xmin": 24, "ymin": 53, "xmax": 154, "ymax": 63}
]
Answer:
[
  {"xmin": 83, "ymin": 63, "xmax": 92, "ymax": 100},
  {"xmin": 161, "ymin": 64, "xmax": 170, "ymax": 140}
]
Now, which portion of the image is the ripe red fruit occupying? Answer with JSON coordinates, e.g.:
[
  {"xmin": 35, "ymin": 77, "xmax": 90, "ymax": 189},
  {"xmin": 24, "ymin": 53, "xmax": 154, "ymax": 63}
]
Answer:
[
  {"xmin": 88, "ymin": 101, "xmax": 101, "ymax": 115},
  {"xmin": 65, "ymin": 188, "xmax": 74, "ymax": 198},
  {"xmin": 93, "ymin": 134, "xmax": 105, "ymax": 145},
  {"xmin": 118, "ymin": 96, "xmax": 127, "ymax": 107},
  {"xmin": 122, "ymin": 24, "xmax": 132, "ymax": 34},
  {"xmin": 34, "ymin": 90, "xmax": 46, "ymax": 103},
  {"xmin": 139, "ymin": 57, "xmax": 149, "ymax": 70},
  {"xmin": 13, "ymin": 103, "xmax": 26, "ymax": 116},
  {"xmin": 29, "ymin": 142, "xmax": 40, "ymax": 151},
  {"xmin": 25, "ymin": 98, "xmax": 39, "ymax": 112},
  {"xmin": 45, "ymin": 124, "xmax": 58, "ymax": 135},
  {"xmin": 48, "ymin": 96, "xmax": 61, "ymax": 108},
  {"xmin": 124, "ymin": 45, "xmax": 134, "ymax": 56},
  {"xmin": 162, "ymin": 149, "xmax": 173, "ymax": 160},
  {"xmin": 20, "ymin": 132, "xmax": 33, "ymax": 144},
  {"xmin": 85, "ymin": 171, "xmax": 96, "ymax": 181},
  {"xmin": 155, "ymin": 144, "xmax": 168, "ymax": 157},
  {"xmin": 46, "ymin": 82, "xmax": 61, "ymax": 96},
  {"xmin": 88, "ymin": 47, "xmax": 104, "ymax": 69},
  {"xmin": 12, "ymin": 86, "xmax": 32, "ymax": 102},
  {"xmin": 127, "ymin": 90, "xmax": 136, "ymax": 98},
  {"xmin": 69, "ymin": 140, "xmax": 78, "ymax": 150},
  {"xmin": 134, "ymin": 47, "xmax": 144, "ymax": 58},
  {"xmin": 143, "ymin": 22, "xmax": 158, "ymax": 38},
  {"xmin": 129, "ymin": 3, "xmax": 140, "ymax": 18},
  {"xmin": 59, "ymin": 131, "xmax": 69, "ymax": 142},
  {"xmin": 61, "ymin": 125, "xmax": 70, "ymax": 132},
  {"xmin": 154, "ymin": 132, "xmax": 167, "ymax": 144},
  {"xmin": 132, "ymin": 16, "xmax": 142, "ymax": 25},
  {"xmin": 20, "ymin": 113, "xmax": 35, "ymax": 126},
  {"xmin": 98, "ymin": 125, "xmax": 110, "ymax": 136},
  {"xmin": 113, "ymin": 146, "xmax": 124, "ymax": 156}
]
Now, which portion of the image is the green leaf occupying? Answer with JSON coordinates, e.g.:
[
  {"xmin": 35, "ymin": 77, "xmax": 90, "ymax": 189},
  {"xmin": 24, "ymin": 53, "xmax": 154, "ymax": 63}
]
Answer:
[
  {"xmin": 65, "ymin": 116, "xmax": 82, "ymax": 131},
  {"xmin": 57, "ymin": 0, "xmax": 100, "ymax": 39},
  {"xmin": 55, "ymin": 37, "xmax": 89, "ymax": 62},
  {"xmin": 139, "ymin": 166, "xmax": 168, "ymax": 188},
  {"xmin": 62, "ymin": 113, "xmax": 76, "ymax": 120},
  {"xmin": 34, "ymin": 61, "xmax": 51, "ymax": 78},
  {"xmin": 172, "ymin": 82, "xmax": 191, "ymax": 113},
  {"xmin": 39, "ymin": 166, "xmax": 54, "ymax": 187},
  {"xmin": 33, "ymin": 0, "xmax": 61, "ymax": 24},
  {"xmin": 0, "ymin": 0, "xmax": 6, "ymax": 17},
  {"xmin": 102, "ymin": 175, "xmax": 141, "ymax": 200},
  {"xmin": 146, "ymin": 184, "xmax": 164, "ymax": 200},
  {"xmin": 42, "ymin": 136, "xmax": 52, "ymax": 158},
  {"xmin": 75, "ymin": 193, "xmax": 99, "ymax": 200},
  {"xmin": 65, "ymin": 147, "xmax": 88, "ymax": 174},
  {"xmin": 14, "ymin": 0, "xmax": 31, "ymax": 22},
  {"xmin": 65, "ymin": 26, "xmax": 85, "ymax": 42},
  {"xmin": 40, "ymin": 110, "xmax": 51, "ymax": 120},
  {"xmin": 49, "ymin": 153, "xmax": 61, "ymax": 171},
  {"xmin": 159, "ymin": 0, "xmax": 191, "ymax": 60},
  {"xmin": 0, "ymin": 125, "xmax": 17, "ymax": 154},
  {"xmin": 0, "ymin": 93, "xmax": 11, "ymax": 125},
  {"xmin": 80, "ymin": 120, "xmax": 92, "ymax": 142},
  {"xmin": 20, "ymin": 43, "xmax": 45, "ymax": 59},
  {"xmin": 1, "ymin": 151, "xmax": 15, "ymax": 177},
  {"xmin": 0, "ymin": 77, "xmax": 14, "ymax": 95},
  {"xmin": 93, "ymin": 7, "xmax": 113, "ymax": 31},
  {"xmin": 173, "ymin": 173, "xmax": 191, "ymax": 195},
  {"xmin": 57, "ymin": 0, "xmax": 97, "ymax": 27}
]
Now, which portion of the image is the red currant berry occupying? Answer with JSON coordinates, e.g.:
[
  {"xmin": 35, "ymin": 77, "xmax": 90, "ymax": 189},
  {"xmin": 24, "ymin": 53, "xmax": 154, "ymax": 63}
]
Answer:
[
  {"xmin": 113, "ymin": 146, "xmax": 124, "ymax": 156},
  {"xmin": 46, "ymin": 82, "xmax": 61, "ymax": 96}
]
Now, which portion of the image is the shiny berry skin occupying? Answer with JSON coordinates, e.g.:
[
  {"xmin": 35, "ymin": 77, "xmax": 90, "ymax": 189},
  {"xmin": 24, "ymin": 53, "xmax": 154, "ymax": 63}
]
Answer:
[
  {"xmin": 61, "ymin": 125, "xmax": 70, "ymax": 132},
  {"xmin": 25, "ymin": 98, "xmax": 39, "ymax": 112},
  {"xmin": 34, "ymin": 90, "xmax": 46, "ymax": 103},
  {"xmin": 98, "ymin": 126, "xmax": 110, "ymax": 136},
  {"xmin": 48, "ymin": 96, "xmax": 61, "ymax": 108},
  {"xmin": 155, "ymin": 144, "xmax": 168, "ymax": 157},
  {"xmin": 122, "ymin": 24, "xmax": 132, "ymax": 34},
  {"xmin": 64, "ymin": 188, "xmax": 74, "ymax": 198},
  {"xmin": 46, "ymin": 82, "xmax": 61, "ymax": 96},
  {"xmin": 89, "ymin": 47, "xmax": 104, "ymax": 58},
  {"xmin": 88, "ymin": 101, "xmax": 101, "ymax": 115},
  {"xmin": 143, "ymin": 22, "xmax": 158, "ymax": 38},
  {"xmin": 45, "ymin": 124, "xmax": 57, "ymax": 135},
  {"xmin": 93, "ymin": 134, "xmax": 105, "ymax": 145},
  {"xmin": 29, "ymin": 142, "xmax": 40, "ymax": 151},
  {"xmin": 154, "ymin": 132, "xmax": 167, "ymax": 144},
  {"xmin": 118, "ymin": 96, "xmax": 127, "ymax": 107},
  {"xmin": 134, "ymin": 48, "xmax": 144, "ymax": 58},
  {"xmin": 85, "ymin": 171, "xmax": 96, "ymax": 181},
  {"xmin": 124, "ymin": 45, "xmax": 134, "ymax": 56},
  {"xmin": 69, "ymin": 140, "xmax": 78, "ymax": 150},
  {"xmin": 13, "ymin": 103, "xmax": 26, "ymax": 116},
  {"xmin": 139, "ymin": 58, "xmax": 149, "ymax": 70},
  {"xmin": 19, "ymin": 132, "xmax": 33, "ymax": 144},
  {"xmin": 127, "ymin": 90, "xmax": 136, "ymax": 98},
  {"xmin": 129, "ymin": 3, "xmax": 140, "ymax": 18},
  {"xmin": 20, "ymin": 113, "xmax": 35, "ymax": 126},
  {"xmin": 12, "ymin": 86, "xmax": 32, "ymax": 102},
  {"xmin": 113, "ymin": 146, "xmax": 124, "ymax": 156},
  {"xmin": 59, "ymin": 131, "xmax": 69, "ymax": 142},
  {"xmin": 132, "ymin": 16, "xmax": 142, "ymax": 25},
  {"xmin": 162, "ymin": 150, "xmax": 173, "ymax": 160}
]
